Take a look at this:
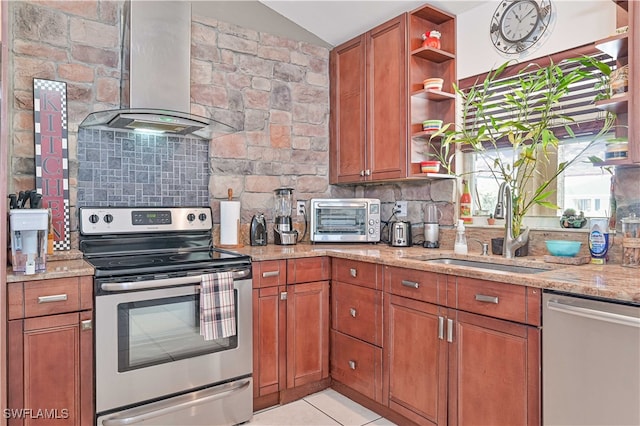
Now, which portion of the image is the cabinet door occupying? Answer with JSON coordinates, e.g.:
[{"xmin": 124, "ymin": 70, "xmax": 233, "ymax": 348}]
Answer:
[
  {"xmin": 7, "ymin": 311, "xmax": 93, "ymax": 426},
  {"xmin": 286, "ymin": 281, "xmax": 329, "ymax": 389},
  {"xmin": 448, "ymin": 310, "xmax": 540, "ymax": 426},
  {"xmin": 366, "ymin": 15, "xmax": 408, "ymax": 181},
  {"xmin": 253, "ymin": 286, "xmax": 286, "ymax": 399},
  {"xmin": 386, "ymin": 294, "xmax": 447, "ymax": 426},
  {"xmin": 330, "ymin": 34, "xmax": 367, "ymax": 183}
]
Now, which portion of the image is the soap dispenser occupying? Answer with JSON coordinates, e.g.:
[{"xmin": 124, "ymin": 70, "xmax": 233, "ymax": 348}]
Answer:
[{"xmin": 454, "ymin": 219, "xmax": 468, "ymax": 255}]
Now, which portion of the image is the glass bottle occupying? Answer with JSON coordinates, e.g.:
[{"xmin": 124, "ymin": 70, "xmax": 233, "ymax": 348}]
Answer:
[{"xmin": 460, "ymin": 179, "xmax": 473, "ymax": 224}]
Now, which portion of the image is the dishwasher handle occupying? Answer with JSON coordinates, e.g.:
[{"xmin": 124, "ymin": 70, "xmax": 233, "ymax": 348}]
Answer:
[{"xmin": 547, "ymin": 300, "xmax": 640, "ymax": 329}]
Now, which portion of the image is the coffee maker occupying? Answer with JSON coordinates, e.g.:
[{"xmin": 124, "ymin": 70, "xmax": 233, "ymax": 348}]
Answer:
[
  {"xmin": 423, "ymin": 204, "xmax": 440, "ymax": 248},
  {"xmin": 273, "ymin": 188, "xmax": 298, "ymax": 245}
]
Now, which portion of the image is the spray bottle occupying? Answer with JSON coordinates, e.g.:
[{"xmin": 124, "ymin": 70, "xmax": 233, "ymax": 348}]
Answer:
[{"xmin": 454, "ymin": 219, "xmax": 468, "ymax": 255}]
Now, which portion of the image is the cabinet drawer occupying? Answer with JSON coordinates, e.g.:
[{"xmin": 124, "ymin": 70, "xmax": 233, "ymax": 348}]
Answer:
[
  {"xmin": 287, "ymin": 257, "xmax": 330, "ymax": 284},
  {"xmin": 385, "ymin": 266, "xmax": 440, "ymax": 304},
  {"xmin": 332, "ymin": 282, "xmax": 382, "ymax": 346},
  {"xmin": 332, "ymin": 259, "xmax": 381, "ymax": 289},
  {"xmin": 253, "ymin": 260, "xmax": 287, "ymax": 288},
  {"xmin": 8, "ymin": 276, "xmax": 93, "ymax": 320},
  {"xmin": 330, "ymin": 330, "xmax": 383, "ymax": 403},
  {"xmin": 454, "ymin": 277, "xmax": 533, "ymax": 324}
]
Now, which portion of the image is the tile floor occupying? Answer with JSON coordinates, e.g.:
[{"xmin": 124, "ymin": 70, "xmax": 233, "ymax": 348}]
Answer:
[{"xmin": 247, "ymin": 389, "xmax": 396, "ymax": 426}]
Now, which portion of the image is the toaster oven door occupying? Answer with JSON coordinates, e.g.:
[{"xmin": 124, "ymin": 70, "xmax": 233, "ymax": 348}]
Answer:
[{"xmin": 311, "ymin": 202, "xmax": 371, "ymax": 242}]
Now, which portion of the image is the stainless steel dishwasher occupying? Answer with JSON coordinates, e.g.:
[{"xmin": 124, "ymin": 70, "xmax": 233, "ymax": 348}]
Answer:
[{"xmin": 543, "ymin": 292, "xmax": 640, "ymax": 425}]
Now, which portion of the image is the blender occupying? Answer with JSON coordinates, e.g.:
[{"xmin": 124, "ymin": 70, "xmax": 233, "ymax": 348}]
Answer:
[
  {"xmin": 423, "ymin": 203, "xmax": 441, "ymax": 248},
  {"xmin": 273, "ymin": 188, "xmax": 298, "ymax": 245}
]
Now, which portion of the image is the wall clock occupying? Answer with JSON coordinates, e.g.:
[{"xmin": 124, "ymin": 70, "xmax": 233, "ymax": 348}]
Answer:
[{"xmin": 490, "ymin": 0, "xmax": 553, "ymax": 55}]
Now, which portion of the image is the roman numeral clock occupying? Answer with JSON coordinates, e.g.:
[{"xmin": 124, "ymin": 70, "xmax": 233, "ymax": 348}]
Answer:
[{"xmin": 490, "ymin": 0, "xmax": 553, "ymax": 55}]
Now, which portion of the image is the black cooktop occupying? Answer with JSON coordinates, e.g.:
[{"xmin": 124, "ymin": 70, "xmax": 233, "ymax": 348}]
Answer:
[{"xmin": 86, "ymin": 248, "xmax": 251, "ymax": 278}]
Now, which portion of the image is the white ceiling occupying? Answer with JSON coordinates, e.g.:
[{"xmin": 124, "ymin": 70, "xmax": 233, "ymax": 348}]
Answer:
[{"xmin": 259, "ymin": 1, "xmax": 485, "ymax": 47}]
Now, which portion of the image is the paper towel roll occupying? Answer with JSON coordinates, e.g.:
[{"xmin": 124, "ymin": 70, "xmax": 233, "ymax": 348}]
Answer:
[{"xmin": 220, "ymin": 201, "xmax": 241, "ymax": 246}]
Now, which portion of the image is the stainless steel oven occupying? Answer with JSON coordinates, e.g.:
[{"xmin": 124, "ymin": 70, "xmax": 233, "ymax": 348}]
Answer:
[{"xmin": 79, "ymin": 207, "xmax": 253, "ymax": 426}]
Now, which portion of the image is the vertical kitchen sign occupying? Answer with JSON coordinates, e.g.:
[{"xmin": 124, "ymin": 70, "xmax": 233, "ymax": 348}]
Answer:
[{"xmin": 33, "ymin": 78, "xmax": 70, "ymax": 250}]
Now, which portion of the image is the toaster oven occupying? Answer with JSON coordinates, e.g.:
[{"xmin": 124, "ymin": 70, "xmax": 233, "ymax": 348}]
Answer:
[{"xmin": 310, "ymin": 199, "xmax": 381, "ymax": 243}]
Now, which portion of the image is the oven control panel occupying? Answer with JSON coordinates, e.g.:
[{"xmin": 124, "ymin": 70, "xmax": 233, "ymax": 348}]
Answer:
[{"xmin": 79, "ymin": 207, "xmax": 213, "ymax": 235}]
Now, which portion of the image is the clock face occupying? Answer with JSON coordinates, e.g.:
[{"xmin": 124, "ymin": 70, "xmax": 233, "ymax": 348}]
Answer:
[{"xmin": 490, "ymin": 0, "xmax": 552, "ymax": 55}]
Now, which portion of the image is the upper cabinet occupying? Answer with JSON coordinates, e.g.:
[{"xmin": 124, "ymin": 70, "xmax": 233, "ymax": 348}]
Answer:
[
  {"xmin": 594, "ymin": 1, "xmax": 639, "ymax": 165},
  {"xmin": 330, "ymin": 16, "xmax": 408, "ymax": 183},
  {"xmin": 329, "ymin": 4, "xmax": 456, "ymax": 184}
]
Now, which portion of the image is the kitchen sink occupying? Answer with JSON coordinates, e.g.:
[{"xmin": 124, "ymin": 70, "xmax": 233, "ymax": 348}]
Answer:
[{"xmin": 422, "ymin": 258, "xmax": 549, "ymax": 274}]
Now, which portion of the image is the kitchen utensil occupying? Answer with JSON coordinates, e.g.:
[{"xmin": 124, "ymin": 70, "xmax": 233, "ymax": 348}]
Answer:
[
  {"xmin": 545, "ymin": 240, "xmax": 582, "ymax": 257},
  {"xmin": 220, "ymin": 188, "xmax": 241, "ymax": 247},
  {"xmin": 390, "ymin": 221, "xmax": 412, "ymax": 247},
  {"xmin": 250, "ymin": 213, "xmax": 267, "ymax": 246},
  {"xmin": 274, "ymin": 188, "xmax": 298, "ymax": 245},
  {"xmin": 8, "ymin": 194, "xmax": 18, "ymax": 209}
]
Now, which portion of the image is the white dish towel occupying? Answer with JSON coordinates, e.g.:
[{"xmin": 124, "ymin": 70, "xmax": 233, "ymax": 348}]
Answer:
[{"xmin": 200, "ymin": 271, "xmax": 236, "ymax": 340}]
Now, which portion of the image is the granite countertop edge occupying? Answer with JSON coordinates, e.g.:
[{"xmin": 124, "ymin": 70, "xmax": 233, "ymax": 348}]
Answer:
[{"xmin": 235, "ymin": 244, "xmax": 640, "ymax": 304}]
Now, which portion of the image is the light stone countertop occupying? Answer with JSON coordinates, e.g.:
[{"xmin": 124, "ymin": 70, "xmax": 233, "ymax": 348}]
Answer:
[
  {"xmin": 233, "ymin": 243, "xmax": 640, "ymax": 305},
  {"xmin": 7, "ymin": 245, "xmax": 638, "ymax": 305}
]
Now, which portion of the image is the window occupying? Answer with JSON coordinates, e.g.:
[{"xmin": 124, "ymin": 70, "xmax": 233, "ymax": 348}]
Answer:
[{"xmin": 459, "ymin": 48, "xmax": 616, "ymax": 219}]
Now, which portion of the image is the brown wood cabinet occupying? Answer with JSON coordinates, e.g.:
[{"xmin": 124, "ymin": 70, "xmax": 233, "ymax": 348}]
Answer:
[
  {"xmin": 385, "ymin": 266, "xmax": 541, "ymax": 426},
  {"xmin": 252, "ymin": 258, "xmax": 330, "ymax": 410},
  {"xmin": 594, "ymin": 1, "xmax": 639, "ymax": 165},
  {"xmin": 329, "ymin": 4, "xmax": 457, "ymax": 183},
  {"xmin": 330, "ymin": 259, "xmax": 384, "ymax": 403},
  {"xmin": 330, "ymin": 15, "xmax": 408, "ymax": 183},
  {"xmin": 7, "ymin": 276, "xmax": 93, "ymax": 426}
]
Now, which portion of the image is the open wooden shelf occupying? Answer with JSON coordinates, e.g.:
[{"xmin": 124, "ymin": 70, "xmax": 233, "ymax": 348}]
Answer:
[
  {"xmin": 595, "ymin": 94, "xmax": 629, "ymax": 114},
  {"xmin": 410, "ymin": 89, "xmax": 456, "ymax": 101},
  {"xmin": 595, "ymin": 32, "xmax": 628, "ymax": 59},
  {"xmin": 410, "ymin": 46, "xmax": 455, "ymax": 63}
]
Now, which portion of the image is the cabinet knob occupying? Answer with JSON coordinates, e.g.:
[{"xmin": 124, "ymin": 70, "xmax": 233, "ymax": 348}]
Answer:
[
  {"xmin": 350, "ymin": 308, "xmax": 357, "ymax": 318},
  {"xmin": 280, "ymin": 292, "xmax": 288, "ymax": 300},
  {"xmin": 81, "ymin": 319, "xmax": 93, "ymax": 331},
  {"xmin": 349, "ymin": 268, "xmax": 357, "ymax": 278},
  {"xmin": 348, "ymin": 360, "xmax": 357, "ymax": 370},
  {"xmin": 365, "ymin": 169, "xmax": 371, "ymax": 176},
  {"xmin": 360, "ymin": 170, "xmax": 365, "ymax": 177}
]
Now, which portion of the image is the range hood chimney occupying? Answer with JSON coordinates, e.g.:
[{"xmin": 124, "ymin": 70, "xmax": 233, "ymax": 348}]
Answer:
[{"xmin": 79, "ymin": 1, "xmax": 235, "ymax": 139}]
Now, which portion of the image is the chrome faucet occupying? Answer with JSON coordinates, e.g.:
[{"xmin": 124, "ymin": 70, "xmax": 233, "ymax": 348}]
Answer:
[{"xmin": 494, "ymin": 182, "xmax": 530, "ymax": 259}]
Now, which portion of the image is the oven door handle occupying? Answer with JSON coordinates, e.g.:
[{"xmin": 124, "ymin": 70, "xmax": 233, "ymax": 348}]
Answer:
[
  {"xmin": 101, "ymin": 379, "xmax": 251, "ymax": 426},
  {"xmin": 100, "ymin": 268, "xmax": 250, "ymax": 292}
]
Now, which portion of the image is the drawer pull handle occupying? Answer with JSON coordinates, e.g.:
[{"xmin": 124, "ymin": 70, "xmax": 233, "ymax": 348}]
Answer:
[
  {"xmin": 401, "ymin": 280, "xmax": 419, "ymax": 289},
  {"xmin": 37, "ymin": 294, "xmax": 68, "ymax": 304},
  {"xmin": 475, "ymin": 294, "xmax": 499, "ymax": 304},
  {"xmin": 262, "ymin": 271, "xmax": 280, "ymax": 278},
  {"xmin": 81, "ymin": 319, "xmax": 93, "ymax": 331},
  {"xmin": 349, "ymin": 268, "xmax": 357, "ymax": 278},
  {"xmin": 348, "ymin": 360, "xmax": 357, "ymax": 370},
  {"xmin": 350, "ymin": 308, "xmax": 357, "ymax": 318},
  {"xmin": 447, "ymin": 319, "xmax": 454, "ymax": 343}
]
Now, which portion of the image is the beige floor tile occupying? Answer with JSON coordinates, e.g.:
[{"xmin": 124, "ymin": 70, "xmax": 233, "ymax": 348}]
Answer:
[
  {"xmin": 247, "ymin": 399, "xmax": 339, "ymax": 425},
  {"xmin": 304, "ymin": 389, "xmax": 382, "ymax": 426}
]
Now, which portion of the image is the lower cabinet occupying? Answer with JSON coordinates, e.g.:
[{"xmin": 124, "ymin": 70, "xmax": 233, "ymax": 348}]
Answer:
[
  {"xmin": 385, "ymin": 266, "xmax": 541, "ymax": 426},
  {"xmin": 252, "ymin": 258, "xmax": 330, "ymax": 410},
  {"xmin": 7, "ymin": 276, "xmax": 94, "ymax": 426}
]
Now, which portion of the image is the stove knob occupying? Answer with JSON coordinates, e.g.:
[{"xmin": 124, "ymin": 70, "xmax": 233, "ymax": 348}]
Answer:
[
  {"xmin": 187, "ymin": 213, "xmax": 196, "ymax": 222},
  {"xmin": 103, "ymin": 214, "xmax": 114, "ymax": 224},
  {"xmin": 199, "ymin": 213, "xmax": 207, "ymax": 222},
  {"xmin": 89, "ymin": 214, "xmax": 99, "ymax": 224}
]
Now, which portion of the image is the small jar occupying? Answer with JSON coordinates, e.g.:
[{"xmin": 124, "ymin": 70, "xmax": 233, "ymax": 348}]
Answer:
[
  {"xmin": 422, "ymin": 30, "xmax": 441, "ymax": 50},
  {"xmin": 621, "ymin": 213, "xmax": 640, "ymax": 267}
]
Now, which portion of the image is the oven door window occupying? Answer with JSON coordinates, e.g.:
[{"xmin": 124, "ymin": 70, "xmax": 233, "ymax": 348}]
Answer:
[
  {"xmin": 315, "ymin": 207, "xmax": 366, "ymax": 235},
  {"xmin": 117, "ymin": 291, "xmax": 238, "ymax": 372}
]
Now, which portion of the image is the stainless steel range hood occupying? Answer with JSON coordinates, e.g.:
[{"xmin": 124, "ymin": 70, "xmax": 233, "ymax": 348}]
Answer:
[{"xmin": 79, "ymin": 1, "xmax": 235, "ymax": 139}]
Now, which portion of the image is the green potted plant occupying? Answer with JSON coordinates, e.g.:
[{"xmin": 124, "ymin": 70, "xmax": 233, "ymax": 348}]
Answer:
[{"xmin": 430, "ymin": 58, "xmax": 616, "ymax": 256}]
